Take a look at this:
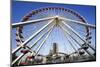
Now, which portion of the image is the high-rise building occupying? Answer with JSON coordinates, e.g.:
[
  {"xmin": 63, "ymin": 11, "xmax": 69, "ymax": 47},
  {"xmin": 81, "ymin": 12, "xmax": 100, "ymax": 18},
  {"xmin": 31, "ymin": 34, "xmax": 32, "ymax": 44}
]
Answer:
[{"xmin": 53, "ymin": 43, "xmax": 58, "ymax": 54}]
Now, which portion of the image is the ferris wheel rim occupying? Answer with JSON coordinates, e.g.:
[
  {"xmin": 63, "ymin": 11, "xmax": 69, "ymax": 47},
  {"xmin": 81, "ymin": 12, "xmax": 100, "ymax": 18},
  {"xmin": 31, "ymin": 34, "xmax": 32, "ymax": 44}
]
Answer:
[
  {"xmin": 21, "ymin": 7, "xmax": 87, "ymax": 23},
  {"xmin": 15, "ymin": 7, "xmax": 90, "ymax": 53},
  {"xmin": 11, "ymin": 7, "xmax": 96, "ymax": 66}
]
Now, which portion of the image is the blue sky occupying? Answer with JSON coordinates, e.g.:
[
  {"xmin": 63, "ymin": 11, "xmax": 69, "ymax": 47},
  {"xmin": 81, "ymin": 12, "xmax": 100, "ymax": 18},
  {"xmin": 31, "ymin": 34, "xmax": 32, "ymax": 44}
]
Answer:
[{"xmin": 12, "ymin": 1, "xmax": 96, "ymax": 55}]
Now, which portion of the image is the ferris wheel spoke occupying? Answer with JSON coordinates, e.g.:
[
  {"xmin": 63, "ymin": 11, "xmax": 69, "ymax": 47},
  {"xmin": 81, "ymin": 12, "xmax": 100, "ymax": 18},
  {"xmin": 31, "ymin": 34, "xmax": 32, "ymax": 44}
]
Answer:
[
  {"xmin": 12, "ymin": 19, "xmax": 55, "ymax": 54},
  {"xmin": 34, "ymin": 24, "xmax": 55, "ymax": 57},
  {"xmin": 59, "ymin": 16, "xmax": 96, "ymax": 29},
  {"xmin": 59, "ymin": 24, "xmax": 80, "ymax": 51},
  {"xmin": 59, "ymin": 24, "xmax": 82, "ymax": 47},
  {"xmin": 12, "ymin": 16, "xmax": 56, "ymax": 28},
  {"xmin": 30, "ymin": 23, "xmax": 55, "ymax": 49},
  {"xmin": 12, "ymin": 53, "xmax": 24, "ymax": 65},
  {"xmin": 11, "ymin": 20, "xmax": 56, "ymax": 66},
  {"xmin": 62, "ymin": 21, "xmax": 87, "ymax": 36},
  {"xmin": 62, "ymin": 29, "xmax": 77, "ymax": 52},
  {"xmin": 58, "ymin": 24, "xmax": 76, "ymax": 52},
  {"xmin": 61, "ymin": 21, "xmax": 95, "ymax": 51},
  {"xmin": 59, "ymin": 23, "xmax": 95, "ymax": 58}
]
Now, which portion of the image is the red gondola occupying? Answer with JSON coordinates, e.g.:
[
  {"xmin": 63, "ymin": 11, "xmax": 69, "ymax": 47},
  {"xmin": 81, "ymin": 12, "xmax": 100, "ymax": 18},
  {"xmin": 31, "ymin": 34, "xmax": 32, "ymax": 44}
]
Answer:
[
  {"xmin": 27, "ymin": 56, "xmax": 34, "ymax": 59},
  {"xmin": 21, "ymin": 50, "xmax": 29, "ymax": 54},
  {"xmin": 20, "ymin": 62, "xmax": 27, "ymax": 65}
]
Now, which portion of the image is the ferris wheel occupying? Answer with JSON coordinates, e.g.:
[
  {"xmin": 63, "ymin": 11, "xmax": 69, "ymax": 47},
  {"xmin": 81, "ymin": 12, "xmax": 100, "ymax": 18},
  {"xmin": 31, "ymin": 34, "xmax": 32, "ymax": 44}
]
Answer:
[{"xmin": 12, "ymin": 7, "xmax": 96, "ymax": 66}]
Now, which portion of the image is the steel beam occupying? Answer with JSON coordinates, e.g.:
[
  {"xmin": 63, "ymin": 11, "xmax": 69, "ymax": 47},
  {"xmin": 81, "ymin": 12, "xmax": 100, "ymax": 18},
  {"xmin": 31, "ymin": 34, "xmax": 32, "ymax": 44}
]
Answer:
[
  {"xmin": 34, "ymin": 25, "xmax": 54, "ymax": 57},
  {"xmin": 59, "ymin": 23, "xmax": 77, "ymax": 52},
  {"xmin": 12, "ymin": 16, "xmax": 56, "ymax": 28},
  {"xmin": 62, "ymin": 28, "xmax": 77, "ymax": 52},
  {"xmin": 30, "ymin": 23, "xmax": 55, "ymax": 48},
  {"xmin": 59, "ymin": 22, "xmax": 95, "ymax": 58},
  {"xmin": 59, "ymin": 16, "xmax": 96, "ymax": 29},
  {"xmin": 61, "ymin": 21, "xmax": 95, "ymax": 51},
  {"xmin": 11, "ymin": 22, "xmax": 55, "ymax": 65},
  {"xmin": 12, "ymin": 19, "xmax": 55, "ymax": 54},
  {"xmin": 12, "ymin": 54, "xmax": 24, "ymax": 65}
]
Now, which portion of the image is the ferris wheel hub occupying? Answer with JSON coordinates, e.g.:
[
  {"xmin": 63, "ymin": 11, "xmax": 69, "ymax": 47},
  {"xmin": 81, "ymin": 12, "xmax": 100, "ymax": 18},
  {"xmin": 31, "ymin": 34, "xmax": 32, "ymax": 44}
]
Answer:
[{"xmin": 55, "ymin": 15, "xmax": 59, "ymax": 18}]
